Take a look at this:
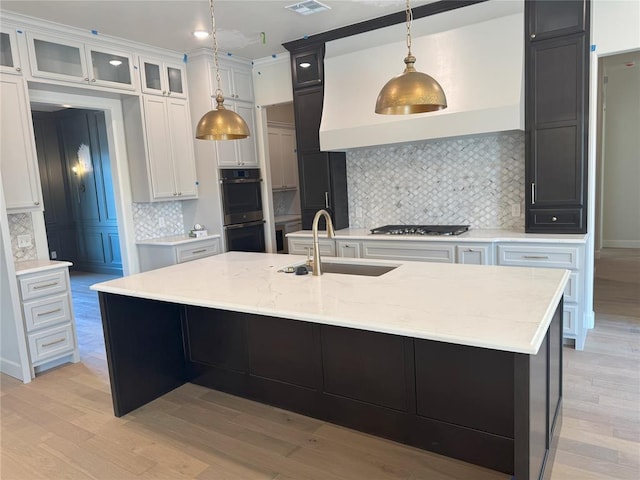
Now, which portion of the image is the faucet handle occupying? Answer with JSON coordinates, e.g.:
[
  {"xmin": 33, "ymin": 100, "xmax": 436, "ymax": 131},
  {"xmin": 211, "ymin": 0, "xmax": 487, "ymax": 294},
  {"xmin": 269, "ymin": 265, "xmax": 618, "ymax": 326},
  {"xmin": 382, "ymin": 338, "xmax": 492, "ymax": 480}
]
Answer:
[{"xmin": 305, "ymin": 247, "xmax": 313, "ymax": 267}]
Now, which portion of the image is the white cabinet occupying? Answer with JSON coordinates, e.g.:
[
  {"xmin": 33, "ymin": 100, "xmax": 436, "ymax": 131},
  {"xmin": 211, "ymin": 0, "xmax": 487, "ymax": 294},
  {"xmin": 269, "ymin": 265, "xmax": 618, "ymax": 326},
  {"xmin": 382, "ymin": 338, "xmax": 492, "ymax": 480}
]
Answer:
[
  {"xmin": 268, "ymin": 125, "xmax": 298, "ymax": 190},
  {"xmin": 496, "ymin": 243, "xmax": 585, "ymax": 348},
  {"xmin": 26, "ymin": 32, "xmax": 136, "ymax": 91},
  {"xmin": 137, "ymin": 236, "xmax": 221, "ymax": 272},
  {"xmin": 288, "ymin": 237, "xmax": 336, "ymax": 257},
  {"xmin": 337, "ymin": 240, "xmax": 362, "ymax": 258},
  {"xmin": 16, "ymin": 263, "xmax": 79, "ymax": 374},
  {"xmin": 0, "ymin": 74, "xmax": 43, "ymax": 211},
  {"xmin": 0, "ymin": 26, "xmax": 23, "ymax": 74},
  {"xmin": 362, "ymin": 241, "xmax": 455, "ymax": 263},
  {"xmin": 217, "ymin": 62, "xmax": 253, "ymax": 102},
  {"xmin": 456, "ymin": 244, "xmax": 493, "ymax": 265},
  {"xmin": 215, "ymin": 100, "xmax": 258, "ymax": 168},
  {"xmin": 140, "ymin": 56, "xmax": 187, "ymax": 98},
  {"xmin": 140, "ymin": 95, "xmax": 198, "ymax": 200}
]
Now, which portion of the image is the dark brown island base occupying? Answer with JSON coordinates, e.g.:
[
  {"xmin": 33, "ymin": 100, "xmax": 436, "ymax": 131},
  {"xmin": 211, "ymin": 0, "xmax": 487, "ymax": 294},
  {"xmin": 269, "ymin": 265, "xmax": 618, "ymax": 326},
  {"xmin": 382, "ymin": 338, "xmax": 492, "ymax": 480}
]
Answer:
[{"xmin": 95, "ymin": 254, "xmax": 564, "ymax": 480}]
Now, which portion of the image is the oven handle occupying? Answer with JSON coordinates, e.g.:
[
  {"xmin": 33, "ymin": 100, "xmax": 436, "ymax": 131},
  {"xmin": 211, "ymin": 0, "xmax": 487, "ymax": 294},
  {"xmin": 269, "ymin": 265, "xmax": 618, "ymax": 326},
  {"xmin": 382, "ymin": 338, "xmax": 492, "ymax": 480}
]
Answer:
[
  {"xmin": 220, "ymin": 178, "xmax": 262, "ymax": 184},
  {"xmin": 224, "ymin": 220, "xmax": 265, "ymax": 230}
]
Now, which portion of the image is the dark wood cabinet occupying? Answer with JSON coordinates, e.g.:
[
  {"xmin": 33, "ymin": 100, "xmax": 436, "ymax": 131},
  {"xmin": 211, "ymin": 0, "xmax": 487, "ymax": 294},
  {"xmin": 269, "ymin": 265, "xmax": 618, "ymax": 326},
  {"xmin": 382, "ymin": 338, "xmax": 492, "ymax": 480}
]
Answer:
[
  {"xmin": 291, "ymin": 48, "xmax": 324, "ymax": 89},
  {"xmin": 525, "ymin": 0, "xmax": 589, "ymax": 233},
  {"xmin": 526, "ymin": 0, "xmax": 587, "ymax": 41},
  {"xmin": 293, "ymin": 87, "xmax": 323, "ymax": 152},
  {"xmin": 247, "ymin": 316, "xmax": 321, "ymax": 389},
  {"xmin": 287, "ymin": 44, "xmax": 349, "ymax": 230},
  {"xmin": 299, "ymin": 151, "xmax": 348, "ymax": 230},
  {"xmin": 320, "ymin": 325, "xmax": 413, "ymax": 412}
]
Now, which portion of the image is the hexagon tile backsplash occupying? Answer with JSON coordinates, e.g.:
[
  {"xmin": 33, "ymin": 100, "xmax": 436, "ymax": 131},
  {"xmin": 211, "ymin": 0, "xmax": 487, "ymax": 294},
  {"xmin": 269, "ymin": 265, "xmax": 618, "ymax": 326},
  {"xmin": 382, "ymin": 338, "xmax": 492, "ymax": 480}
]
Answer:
[
  {"xmin": 9, "ymin": 213, "xmax": 38, "ymax": 261},
  {"xmin": 346, "ymin": 131, "xmax": 525, "ymax": 230}
]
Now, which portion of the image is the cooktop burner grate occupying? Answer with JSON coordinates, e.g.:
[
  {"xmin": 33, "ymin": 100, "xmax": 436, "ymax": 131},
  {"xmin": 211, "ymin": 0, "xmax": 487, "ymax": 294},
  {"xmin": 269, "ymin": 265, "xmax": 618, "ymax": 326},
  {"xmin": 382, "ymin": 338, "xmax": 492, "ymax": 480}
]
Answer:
[{"xmin": 370, "ymin": 225, "xmax": 470, "ymax": 236}]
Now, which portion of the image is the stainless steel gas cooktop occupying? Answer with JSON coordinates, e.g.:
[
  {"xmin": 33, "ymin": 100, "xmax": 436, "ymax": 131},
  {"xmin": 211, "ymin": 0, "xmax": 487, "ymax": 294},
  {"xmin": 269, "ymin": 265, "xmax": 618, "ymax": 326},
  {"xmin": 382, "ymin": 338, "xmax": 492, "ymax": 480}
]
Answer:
[{"xmin": 370, "ymin": 225, "xmax": 470, "ymax": 236}]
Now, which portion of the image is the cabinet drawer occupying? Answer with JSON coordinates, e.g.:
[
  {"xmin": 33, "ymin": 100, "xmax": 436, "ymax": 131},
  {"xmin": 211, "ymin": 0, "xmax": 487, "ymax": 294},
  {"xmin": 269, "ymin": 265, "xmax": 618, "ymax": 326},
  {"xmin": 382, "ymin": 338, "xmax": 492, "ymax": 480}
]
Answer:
[
  {"xmin": 27, "ymin": 323, "xmax": 74, "ymax": 364},
  {"xmin": 19, "ymin": 269, "xmax": 67, "ymax": 301},
  {"xmin": 176, "ymin": 239, "xmax": 220, "ymax": 264},
  {"xmin": 362, "ymin": 242, "xmax": 454, "ymax": 263},
  {"xmin": 496, "ymin": 245, "xmax": 579, "ymax": 269},
  {"xmin": 563, "ymin": 304, "xmax": 577, "ymax": 336},
  {"xmin": 527, "ymin": 208, "xmax": 585, "ymax": 233},
  {"xmin": 23, "ymin": 293, "xmax": 72, "ymax": 332},
  {"xmin": 288, "ymin": 238, "xmax": 336, "ymax": 256}
]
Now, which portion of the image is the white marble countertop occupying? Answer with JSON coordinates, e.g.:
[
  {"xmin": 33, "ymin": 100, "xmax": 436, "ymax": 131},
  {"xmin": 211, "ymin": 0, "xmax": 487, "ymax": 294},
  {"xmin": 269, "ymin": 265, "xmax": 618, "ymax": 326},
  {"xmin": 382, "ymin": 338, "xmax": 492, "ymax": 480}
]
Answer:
[
  {"xmin": 274, "ymin": 215, "xmax": 302, "ymax": 225},
  {"xmin": 14, "ymin": 259, "xmax": 73, "ymax": 275},
  {"xmin": 136, "ymin": 234, "xmax": 221, "ymax": 246},
  {"xmin": 91, "ymin": 252, "xmax": 569, "ymax": 355},
  {"xmin": 287, "ymin": 228, "xmax": 588, "ymax": 244}
]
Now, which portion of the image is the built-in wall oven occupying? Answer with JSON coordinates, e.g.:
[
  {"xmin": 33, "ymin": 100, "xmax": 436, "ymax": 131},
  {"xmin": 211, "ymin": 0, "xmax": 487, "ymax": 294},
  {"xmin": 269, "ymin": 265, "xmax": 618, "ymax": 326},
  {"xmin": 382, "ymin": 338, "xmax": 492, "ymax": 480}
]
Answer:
[{"xmin": 220, "ymin": 168, "xmax": 266, "ymax": 252}]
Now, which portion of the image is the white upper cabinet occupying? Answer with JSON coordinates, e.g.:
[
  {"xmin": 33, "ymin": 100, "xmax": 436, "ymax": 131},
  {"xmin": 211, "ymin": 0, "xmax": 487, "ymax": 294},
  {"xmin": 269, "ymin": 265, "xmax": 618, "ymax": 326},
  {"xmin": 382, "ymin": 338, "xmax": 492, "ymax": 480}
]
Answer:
[
  {"xmin": 26, "ymin": 32, "xmax": 136, "ymax": 91},
  {"xmin": 141, "ymin": 95, "xmax": 198, "ymax": 200},
  {"xmin": 215, "ymin": 100, "xmax": 258, "ymax": 168},
  {"xmin": 268, "ymin": 125, "xmax": 298, "ymax": 190},
  {"xmin": 140, "ymin": 56, "xmax": 187, "ymax": 98},
  {"xmin": 216, "ymin": 62, "xmax": 253, "ymax": 102},
  {"xmin": 0, "ymin": 74, "xmax": 42, "ymax": 211},
  {"xmin": 0, "ymin": 27, "xmax": 23, "ymax": 75}
]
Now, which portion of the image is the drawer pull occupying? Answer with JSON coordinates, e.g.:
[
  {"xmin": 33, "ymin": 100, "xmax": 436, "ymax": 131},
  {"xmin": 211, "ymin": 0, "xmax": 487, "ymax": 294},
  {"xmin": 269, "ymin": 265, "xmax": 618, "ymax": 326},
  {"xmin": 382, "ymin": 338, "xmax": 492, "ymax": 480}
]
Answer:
[
  {"xmin": 38, "ymin": 308, "xmax": 62, "ymax": 317},
  {"xmin": 33, "ymin": 281, "xmax": 59, "ymax": 290},
  {"xmin": 191, "ymin": 249, "xmax": 207, "ymax": 254},
  {"xmin": 551, "ymin": 216, "xmax": 558, "ymax": 222},
  {"xmin": 42, "ymin": 337, "xmax": 66, "ymax": 348},
  {"xmin": 523, "ymin": 255, "xmax": 549, "ymax": 259}
]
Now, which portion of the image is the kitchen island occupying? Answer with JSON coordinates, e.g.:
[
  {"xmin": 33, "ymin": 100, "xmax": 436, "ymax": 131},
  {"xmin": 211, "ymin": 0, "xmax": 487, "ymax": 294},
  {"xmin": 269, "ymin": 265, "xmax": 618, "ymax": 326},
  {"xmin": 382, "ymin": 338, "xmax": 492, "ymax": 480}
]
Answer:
[{"xmin": 92, "ymin": 252, "xmax": 568, "ymax": 480}]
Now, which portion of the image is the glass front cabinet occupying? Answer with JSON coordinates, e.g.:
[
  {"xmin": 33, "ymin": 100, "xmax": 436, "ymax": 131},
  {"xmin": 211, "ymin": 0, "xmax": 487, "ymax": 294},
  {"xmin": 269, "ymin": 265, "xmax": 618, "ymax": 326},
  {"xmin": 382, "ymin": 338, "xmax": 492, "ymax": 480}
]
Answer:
[
  {"xmin": 140, "ymin": 57, "xmax": 186, "ymax": 98},
  {"xmin": 0, "ymin": 26, "xmax": 22, "ymax": 74},
  {"xmin": 26, "ymin": 32, "xmax": 135, "ymax": 90}
]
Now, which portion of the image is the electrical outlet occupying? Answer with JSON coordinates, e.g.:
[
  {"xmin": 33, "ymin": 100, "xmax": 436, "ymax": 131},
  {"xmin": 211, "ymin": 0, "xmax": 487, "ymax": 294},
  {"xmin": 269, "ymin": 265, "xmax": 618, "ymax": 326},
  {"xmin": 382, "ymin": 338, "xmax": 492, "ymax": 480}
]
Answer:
[
  {"xmin": 17, "ymin": 234, "xmax": 32, "ymax": 248},
  {"xmin": 511, "ymin": 203, "xmax": 521, "ymax": 217},
  {"xmin": 51, "ymin": 250, "xmax": 57, "ymax": 259},
  {"xmin": 158, "ymin": 217, "xmax": 166, "ymax": 227}
]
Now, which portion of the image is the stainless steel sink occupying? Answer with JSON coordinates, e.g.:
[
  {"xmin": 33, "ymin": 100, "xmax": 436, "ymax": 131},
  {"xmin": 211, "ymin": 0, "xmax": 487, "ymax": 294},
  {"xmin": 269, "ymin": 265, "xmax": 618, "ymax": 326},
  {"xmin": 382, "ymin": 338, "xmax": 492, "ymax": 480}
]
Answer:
[{"xmin": 285, "ymin": 262, "xmax": 398, "ymax": 277}]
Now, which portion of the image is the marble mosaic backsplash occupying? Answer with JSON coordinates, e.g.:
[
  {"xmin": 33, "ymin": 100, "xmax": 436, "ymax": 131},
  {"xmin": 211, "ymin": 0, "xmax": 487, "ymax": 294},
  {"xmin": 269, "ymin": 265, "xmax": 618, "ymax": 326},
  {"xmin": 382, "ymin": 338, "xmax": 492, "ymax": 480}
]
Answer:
[
  {"xmin": 9, "ymin": 213, "xmax": 38, "ymax": 262},
  {"xmin": 346, "ymin": 131, "xmax": 525, "ymax": 230},
  {"xmin": 272, "ymin": 190, "xmax": 301, "ymax": 217},
  {"xmin": 132, "ymin": 201, "xmax": 185, "ymax": 241}
]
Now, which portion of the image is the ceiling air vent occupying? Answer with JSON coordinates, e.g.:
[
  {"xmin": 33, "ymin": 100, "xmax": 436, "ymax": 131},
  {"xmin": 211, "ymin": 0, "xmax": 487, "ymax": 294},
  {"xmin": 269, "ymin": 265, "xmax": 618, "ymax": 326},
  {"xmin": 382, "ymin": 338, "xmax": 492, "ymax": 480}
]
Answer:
[{"xmin": 286, "ymin": 0, "xmax": 331, "ymax": 16}]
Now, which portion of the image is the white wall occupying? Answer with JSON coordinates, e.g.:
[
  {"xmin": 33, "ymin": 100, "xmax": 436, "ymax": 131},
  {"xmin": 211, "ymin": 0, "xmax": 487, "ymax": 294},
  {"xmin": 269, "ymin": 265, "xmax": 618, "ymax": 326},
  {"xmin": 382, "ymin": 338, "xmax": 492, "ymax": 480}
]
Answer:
[
  {"xmin": 602, "ymin": 58, "xmax": 640, "ymax": 247},
  {"xmin": 252, "ymin": 54, "xmax": 293, "ymax": 107}
]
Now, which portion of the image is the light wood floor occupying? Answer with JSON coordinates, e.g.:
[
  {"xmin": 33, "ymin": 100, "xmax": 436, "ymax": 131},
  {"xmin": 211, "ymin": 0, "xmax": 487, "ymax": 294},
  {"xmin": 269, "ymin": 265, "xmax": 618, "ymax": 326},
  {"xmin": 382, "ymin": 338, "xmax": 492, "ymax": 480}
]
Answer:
[{"xmin": 1, "ymin": 256, "xmax": 639, "ymax": 480}]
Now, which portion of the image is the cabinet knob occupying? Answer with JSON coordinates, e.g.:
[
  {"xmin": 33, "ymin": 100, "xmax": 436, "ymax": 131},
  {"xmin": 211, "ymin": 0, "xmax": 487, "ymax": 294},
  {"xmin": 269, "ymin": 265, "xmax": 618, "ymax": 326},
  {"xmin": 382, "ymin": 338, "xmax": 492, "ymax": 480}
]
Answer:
[
  {"xmin": 34, "ymin": 201, "xmax": 40, "ymax": 205},
  {"xmin": 173, "ymin": 192, "xmax": 177, "ymax": 196},
  {"xmin": 178, "ymin": 192, "xmax": 182, "ymax": 196},
  {"xmin": 84, "ymin": 77, "xmax": 90, "ymax": 82},
  {"xmin": 15, "ymin": 67, "xmax": 21, "ymax": 72},
  {"xmin": 91, "ymin": 78, "xmax": 97, "ymax": 83},
  {"xmin": 530, "ymin": 33, "xmax": 536, "ymax": 39},
  {"xmin": 551, "ymin": 216, "xmax": 558, "ymax": 222}
]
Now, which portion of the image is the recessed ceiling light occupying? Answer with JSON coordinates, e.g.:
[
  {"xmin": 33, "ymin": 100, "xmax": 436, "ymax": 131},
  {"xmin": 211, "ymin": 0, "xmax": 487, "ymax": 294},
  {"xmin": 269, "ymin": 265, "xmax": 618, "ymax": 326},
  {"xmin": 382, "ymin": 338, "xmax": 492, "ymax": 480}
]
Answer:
[
  {"xmin": 286, "ymin": 0, "xmax": 331, "ymax": 16},
  {"xmin": 299, "ymin": 62, "xmax": 312, "ymax": 69},
  {"xmin": 193, "ymin": 30, "xmax": 210, "ymax": 39},
  {"xmin": 109, "ymin": 59, "xmax": 122, "ymax": 66}
]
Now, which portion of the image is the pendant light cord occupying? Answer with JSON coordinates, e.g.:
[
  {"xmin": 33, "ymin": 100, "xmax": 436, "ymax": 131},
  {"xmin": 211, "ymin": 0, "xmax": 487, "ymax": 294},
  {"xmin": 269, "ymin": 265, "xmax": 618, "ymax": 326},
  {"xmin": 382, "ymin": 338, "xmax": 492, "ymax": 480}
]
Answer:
[
  {"xmin": 405, "ymin": 0, "xmax": 413, "ymax": 57},
  {"xmin": 208, "ymin": 0, "xmax": 222, "ymax": 97}
]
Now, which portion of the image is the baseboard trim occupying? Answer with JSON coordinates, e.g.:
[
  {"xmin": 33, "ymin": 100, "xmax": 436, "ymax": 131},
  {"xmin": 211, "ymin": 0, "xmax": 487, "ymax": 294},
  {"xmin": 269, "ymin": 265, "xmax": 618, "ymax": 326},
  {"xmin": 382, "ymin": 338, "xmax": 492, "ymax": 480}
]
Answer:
[
  {"xmin": 0, "ymin": 357, "xmax": 30, "ymax": 383},
  {"xmin": 602, "ymin": 240, "xmax": 640, "ymax": 248}
]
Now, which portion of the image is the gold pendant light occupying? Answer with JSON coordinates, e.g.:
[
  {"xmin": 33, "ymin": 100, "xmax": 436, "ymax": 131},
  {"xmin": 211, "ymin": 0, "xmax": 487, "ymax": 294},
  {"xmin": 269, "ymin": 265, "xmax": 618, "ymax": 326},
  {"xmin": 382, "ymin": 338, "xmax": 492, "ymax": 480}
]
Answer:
[
  {"xmin": 375, "ymin": 0, "xmax": 447, "ymax": 115},
  {"xmin": 195, "ymin": 0, "xmax": 250, "ymax": 140}
]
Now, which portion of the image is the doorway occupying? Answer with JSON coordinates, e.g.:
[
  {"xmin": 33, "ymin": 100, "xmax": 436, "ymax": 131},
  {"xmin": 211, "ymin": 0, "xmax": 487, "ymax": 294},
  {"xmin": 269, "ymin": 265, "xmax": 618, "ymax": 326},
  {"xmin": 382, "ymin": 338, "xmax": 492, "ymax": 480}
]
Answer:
[
  {"xmin": 32, "ymin": 107, "xmax": 122, "ymax": 276},
  {"xmin": 594, "ymin": 50, "xmax": 640, "ymax": 321}
]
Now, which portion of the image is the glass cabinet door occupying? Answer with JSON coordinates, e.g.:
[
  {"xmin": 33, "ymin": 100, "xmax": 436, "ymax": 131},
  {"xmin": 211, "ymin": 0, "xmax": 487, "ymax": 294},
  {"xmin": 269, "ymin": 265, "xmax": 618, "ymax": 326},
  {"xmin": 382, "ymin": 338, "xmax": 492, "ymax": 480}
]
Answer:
[
  {"xmin": 166, "ymin": 63, "xmax": 185, "ymax": 97},
  {"xmin": 141, "ymin": 57, "xmax": 186, "ymax": 97},
  {"xmin": 0, "ymin": 28, "xmax": 22, "ymax": 74},
  {"xmin": 88, "ymin": 46, "xmax": 135, "ymax": 90},
  {"xmin": 27, "ymin": 33, "xmax": 87, "ymax": 83}
]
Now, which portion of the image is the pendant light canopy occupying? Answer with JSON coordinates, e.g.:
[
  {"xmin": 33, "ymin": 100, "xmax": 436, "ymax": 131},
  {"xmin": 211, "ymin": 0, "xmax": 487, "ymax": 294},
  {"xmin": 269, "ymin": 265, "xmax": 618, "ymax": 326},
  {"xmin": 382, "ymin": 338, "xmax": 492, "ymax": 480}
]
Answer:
[
  {"xmin": 195, "ymin": 0, "xmax": 250, "ymax": 140},
  {"xmin": 375, "ymin": 0, "xmax": 447, "ymax": 115}
]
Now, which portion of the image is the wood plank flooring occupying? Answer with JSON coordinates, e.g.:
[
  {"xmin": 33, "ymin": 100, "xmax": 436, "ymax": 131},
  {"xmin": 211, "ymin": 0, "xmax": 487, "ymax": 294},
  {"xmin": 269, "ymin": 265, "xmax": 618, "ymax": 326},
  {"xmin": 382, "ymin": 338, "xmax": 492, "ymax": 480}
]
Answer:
[{"xmin": 2, "ymin": 254, "xmax": 639, "ymax": 479}]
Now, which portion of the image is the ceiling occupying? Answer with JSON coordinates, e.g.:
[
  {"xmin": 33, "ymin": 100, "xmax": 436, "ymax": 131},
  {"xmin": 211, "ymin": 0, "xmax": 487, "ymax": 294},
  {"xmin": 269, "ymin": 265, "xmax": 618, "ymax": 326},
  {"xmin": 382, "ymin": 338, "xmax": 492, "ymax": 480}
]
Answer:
[{"xmin": 1, "ymin": 0, "xmax": 435, "ymax": 60}]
